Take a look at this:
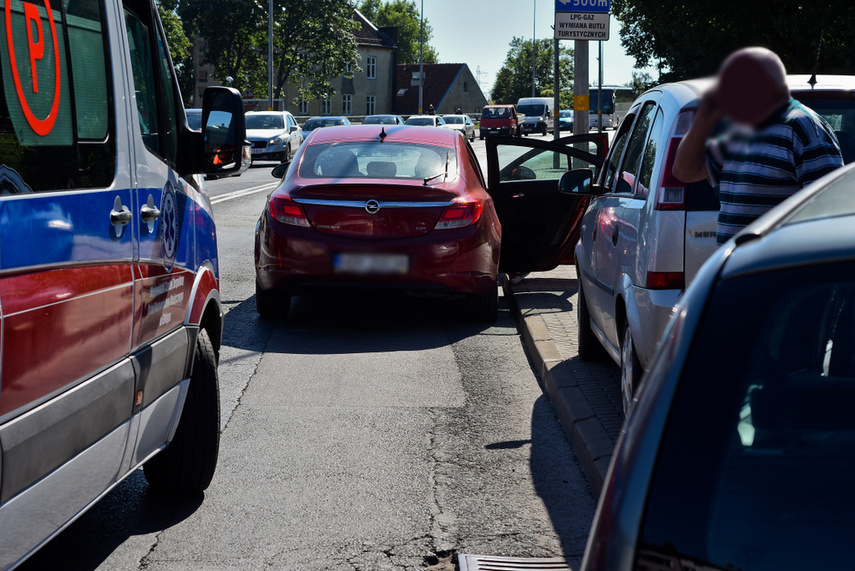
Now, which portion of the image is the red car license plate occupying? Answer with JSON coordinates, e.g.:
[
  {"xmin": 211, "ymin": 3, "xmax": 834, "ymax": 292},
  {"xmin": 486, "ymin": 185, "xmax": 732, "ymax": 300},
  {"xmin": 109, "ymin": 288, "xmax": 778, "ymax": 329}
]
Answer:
[{"xmin": 334, "ymin": 253, "xmax": 409, "ymax": 275}]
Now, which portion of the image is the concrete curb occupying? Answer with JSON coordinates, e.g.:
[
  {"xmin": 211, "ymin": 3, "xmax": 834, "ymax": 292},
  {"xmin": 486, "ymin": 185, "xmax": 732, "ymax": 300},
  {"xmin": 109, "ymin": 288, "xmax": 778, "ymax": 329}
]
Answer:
[{"xmin": 503, "ymin": 277, "xmax": 616, "ymax": 498}]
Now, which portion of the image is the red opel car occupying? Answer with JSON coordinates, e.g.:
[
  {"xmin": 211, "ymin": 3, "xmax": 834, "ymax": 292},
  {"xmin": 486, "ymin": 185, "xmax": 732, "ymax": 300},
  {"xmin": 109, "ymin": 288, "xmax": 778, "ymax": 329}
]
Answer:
[{"xmin": 254, "ymin": 125, "xmax": 606, "ymax": 321}]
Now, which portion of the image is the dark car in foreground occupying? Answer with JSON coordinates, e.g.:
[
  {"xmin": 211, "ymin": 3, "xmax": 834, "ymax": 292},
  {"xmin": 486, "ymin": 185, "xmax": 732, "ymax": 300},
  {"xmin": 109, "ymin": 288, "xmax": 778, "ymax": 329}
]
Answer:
[
  {"xmin": 575, "ymin": 161, "xmax": 855, "ymax": 570},
  {"xmin": 254, "ymin": 126, "xmax": 607, "ymax": 322}
]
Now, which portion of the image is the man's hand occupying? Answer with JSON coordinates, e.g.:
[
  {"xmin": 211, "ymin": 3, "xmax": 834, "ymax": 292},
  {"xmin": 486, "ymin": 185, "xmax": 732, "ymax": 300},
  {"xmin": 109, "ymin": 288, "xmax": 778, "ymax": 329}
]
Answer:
[{"xmin": 672, "ymin": 88, "xmax": 723, "ymax": 183}]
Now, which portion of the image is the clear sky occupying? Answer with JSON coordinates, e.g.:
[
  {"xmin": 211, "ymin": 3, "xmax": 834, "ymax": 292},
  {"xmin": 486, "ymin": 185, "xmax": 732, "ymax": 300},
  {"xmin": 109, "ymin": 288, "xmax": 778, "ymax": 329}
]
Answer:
[{"xmin": 417, "ymin": 0, "xmax": 657, "ymax": 98}]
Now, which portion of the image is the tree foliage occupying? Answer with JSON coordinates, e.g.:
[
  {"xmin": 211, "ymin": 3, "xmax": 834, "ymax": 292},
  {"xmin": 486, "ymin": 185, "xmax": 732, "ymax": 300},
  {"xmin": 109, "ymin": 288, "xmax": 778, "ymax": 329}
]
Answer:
[
  {"xmin": 612, "ymin": 0, "xmax": 855, "ymax": 82},
  {"xmin": 156, "ymin": 0, "xmax": 193, "ymax": 104},
  {"xmin": 491, "ymin": 38, "xmax": 573, "ymax": 105},
  {"xmin": 358, "ymin": 0, "xmax": 438, "ymax": 65},
  {"xmin": 178, "ymin": 0, "xmax": 361, "ymax": 101}
]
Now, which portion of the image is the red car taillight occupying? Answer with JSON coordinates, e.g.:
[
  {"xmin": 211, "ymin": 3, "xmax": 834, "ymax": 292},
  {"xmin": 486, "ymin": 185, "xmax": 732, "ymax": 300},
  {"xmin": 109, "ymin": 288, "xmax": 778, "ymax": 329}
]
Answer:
[
  {"xmin": 269, "ymin": 194, "xmax": 310, "ymax": 227},
  {"xmin": 434, "ymin": 200, "xmax": 483, "ymax": 230}
]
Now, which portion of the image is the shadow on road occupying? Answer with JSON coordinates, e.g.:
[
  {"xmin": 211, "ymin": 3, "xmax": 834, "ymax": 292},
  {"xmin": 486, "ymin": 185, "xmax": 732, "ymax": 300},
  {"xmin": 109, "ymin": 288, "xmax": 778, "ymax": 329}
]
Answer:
[{"xmin": 16, "ymin": 470, "xmax": 204, "ymax": 570}]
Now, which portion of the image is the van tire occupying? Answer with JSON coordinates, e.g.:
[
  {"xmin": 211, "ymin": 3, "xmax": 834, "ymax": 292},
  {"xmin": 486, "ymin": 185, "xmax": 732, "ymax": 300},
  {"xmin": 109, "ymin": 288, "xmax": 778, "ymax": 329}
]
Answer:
[{"xmin": 144, "ymin": 329, "xmax": 220, "ymax": 496}]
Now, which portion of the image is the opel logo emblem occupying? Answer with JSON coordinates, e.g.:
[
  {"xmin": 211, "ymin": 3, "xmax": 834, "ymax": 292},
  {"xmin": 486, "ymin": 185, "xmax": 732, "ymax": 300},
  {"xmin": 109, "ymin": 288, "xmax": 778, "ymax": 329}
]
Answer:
[{"xmin": 365, "ymin": 199, "xmax": 381, "ymax": 214}]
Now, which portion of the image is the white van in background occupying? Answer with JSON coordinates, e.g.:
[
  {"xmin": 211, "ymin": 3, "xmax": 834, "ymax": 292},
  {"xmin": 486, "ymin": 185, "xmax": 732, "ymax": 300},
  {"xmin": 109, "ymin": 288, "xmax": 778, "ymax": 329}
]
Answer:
[{"xmin": 517, "ymin": 97, "xmax": 555, "ymax": 135}]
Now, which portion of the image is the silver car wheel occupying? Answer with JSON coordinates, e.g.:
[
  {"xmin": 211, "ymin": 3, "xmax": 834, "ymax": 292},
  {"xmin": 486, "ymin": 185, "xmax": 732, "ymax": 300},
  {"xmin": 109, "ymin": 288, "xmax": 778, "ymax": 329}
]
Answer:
[{"xmin": 620, "ymin": 322, "xmax": 638, "ymax": 417}]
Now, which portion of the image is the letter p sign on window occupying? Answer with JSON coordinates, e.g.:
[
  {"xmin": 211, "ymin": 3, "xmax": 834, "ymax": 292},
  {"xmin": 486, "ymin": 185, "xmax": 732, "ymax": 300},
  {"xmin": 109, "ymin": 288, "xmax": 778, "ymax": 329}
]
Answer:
[
  {"xmin": 5, "ymin": 0, "xmax": 61, "ymax": 136},
  {"xmin": 24, "ymin": 1, "xmax": 43, "ymax": 93}
]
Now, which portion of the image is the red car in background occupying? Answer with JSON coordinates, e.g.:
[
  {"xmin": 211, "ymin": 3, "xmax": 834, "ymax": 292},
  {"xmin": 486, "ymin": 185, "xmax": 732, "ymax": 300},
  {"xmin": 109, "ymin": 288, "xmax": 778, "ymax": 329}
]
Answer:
[{"xmin": 254, "ymin": 125, "xmax": 606, "ymax": 322}]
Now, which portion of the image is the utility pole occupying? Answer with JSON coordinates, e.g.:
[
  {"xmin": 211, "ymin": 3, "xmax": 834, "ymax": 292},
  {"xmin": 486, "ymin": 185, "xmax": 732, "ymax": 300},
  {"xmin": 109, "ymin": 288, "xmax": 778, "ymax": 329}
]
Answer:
[
  {"xmin": 418, "ymin": 0, "xmax": 424, "ymax": 114},
  {"xmin": 531, "ymin": 0, "xmax": 536, "ymax": 97},
  {"xmin": 268, "ymin": 0, "xmax": 273, "ymax": 111}
]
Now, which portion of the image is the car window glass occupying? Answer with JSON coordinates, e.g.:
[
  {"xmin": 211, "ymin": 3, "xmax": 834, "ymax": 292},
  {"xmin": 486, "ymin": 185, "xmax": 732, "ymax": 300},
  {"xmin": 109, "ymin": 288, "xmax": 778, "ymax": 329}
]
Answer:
[
  {"xmin": 602, "ymin": 114, "xmax": 634, "ymax": 192},
  {"xmin": 615, "ymin": 101, "xmax": 656, "ymax": 195},
  {"xmin": 636, "ymin": 107, "xmax": 664, "ymax": 197},
  {"xmin": 0, "ymin": 0, "xmax": 114, "ymax": 192},
  {"xmin": 299, "ymin": 142, "xmax": 458, "ymax": 180},
  {"xmin": 498, "ymin": 143, "xmax": 600, "ymax": 182},
  {"xmin": 640, "ymin": 262, "xmax": 855, "ymax": 570}
]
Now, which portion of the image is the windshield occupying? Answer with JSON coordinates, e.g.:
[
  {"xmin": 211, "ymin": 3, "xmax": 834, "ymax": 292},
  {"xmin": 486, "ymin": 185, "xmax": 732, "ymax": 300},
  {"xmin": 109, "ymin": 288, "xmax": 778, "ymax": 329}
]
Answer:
[
  {"xmin": 517, "ymin": 104, "xmax": 546, "ymax": 117},
  {"xmin": 246, "ymin": 114, "xmax": 284, "ymax": 130},
  {"xmin": 792, "ymin": 94, "xmax": 855, "ymax": 163},
  {"xmin": 298, "ymin": 142, "xmax": 457, "ymax": 180},
  {"xmin": 589, "ymin": 90, "xmax": 615, "ymax": 114},
  {"xmin": 364, "ymin": 116, "xmax": 396, "ymax": 124},
  {"xmin": 560, "ymin": 110, "xmax": 572, "ymax": 118},
  {"xmin": 304, "ymin": 119, "xmax": 343, "ymax": 131},
  {"xmin": 406, "ymin": 117, "xmax": 435, "ymax": 126},
  {"xmin": 186, "ymin": 111, "xmax": 202, "ymax": 130},
  {"xmin": 444, "ymin": 116, "xmax": 463, "ymax": 124},
  {"xmin": 481, "ymin": 107, "xmax": 511, "ymax": 119}
]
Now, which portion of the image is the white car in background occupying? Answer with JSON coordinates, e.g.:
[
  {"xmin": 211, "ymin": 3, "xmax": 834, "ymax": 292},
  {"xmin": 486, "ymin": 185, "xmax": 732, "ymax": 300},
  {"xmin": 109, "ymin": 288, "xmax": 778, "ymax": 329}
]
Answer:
[
  {"xmin": 441, "ymin": 114, "xmax": 476, "ymax": 141},
  {"xmin": 246, "ymin": 111, "xmax": 302, "ymax": 163}
]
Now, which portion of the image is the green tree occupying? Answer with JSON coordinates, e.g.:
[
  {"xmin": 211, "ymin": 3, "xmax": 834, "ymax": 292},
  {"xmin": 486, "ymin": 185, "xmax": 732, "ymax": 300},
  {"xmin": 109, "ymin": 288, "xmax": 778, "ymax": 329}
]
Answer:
[
  {"xmin": 358, "ymin": 0, "xmax": 438, "ymax": 65},
  {"xmin": 269, "ymin": 0, "xmax": 361, "ymax": 102},
  {"xmin": 179, "ymin": 0, "xmax": 361, "ymax": 102},
  {"xmin": 491, "ymin": 37, "xmax": 573, "ymax": 104},
  {"xmin": 178, "ymin": 0, "xmax": 266, "ymax": 94},
  {"xmin": 612, "ymin": 0, "xmax": 855, "ymax": 81},
  {"xmin": 156, "ymin": 0, "xmax": 193, "ymax": 104},
  {"xmin": 626, "ymin": 71, "xmax": 655, "ymax": 98}
]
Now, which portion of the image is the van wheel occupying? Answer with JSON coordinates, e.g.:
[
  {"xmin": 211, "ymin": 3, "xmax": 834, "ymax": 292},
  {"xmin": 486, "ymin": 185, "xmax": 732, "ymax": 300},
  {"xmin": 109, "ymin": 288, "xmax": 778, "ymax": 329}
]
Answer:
[
  {"xmin": 577, "ymin": 282, "xmax": 607, "ymax": 361},
  {"xmin": 256, "ymin": 279, "xmax": 291, "ymax": 319},
  {"xmin": 144, "ymin": 329, "xmax": 220, "ymax": 496},
  {"xmin": 620, "ymin": 322, "xmax": 642, "ymax": 418}
]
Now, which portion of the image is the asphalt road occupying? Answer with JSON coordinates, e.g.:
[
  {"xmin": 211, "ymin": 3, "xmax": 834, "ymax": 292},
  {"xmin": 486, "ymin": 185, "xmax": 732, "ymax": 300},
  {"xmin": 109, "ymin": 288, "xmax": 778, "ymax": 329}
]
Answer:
[{"xmin": 19, "ymin": 134, "xmax": 598, "ymax": 570}]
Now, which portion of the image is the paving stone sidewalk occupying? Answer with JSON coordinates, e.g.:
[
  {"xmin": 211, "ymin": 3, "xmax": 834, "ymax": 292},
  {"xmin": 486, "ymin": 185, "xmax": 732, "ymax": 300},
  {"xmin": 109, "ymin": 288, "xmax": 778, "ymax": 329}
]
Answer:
[{"xmin": 503, "ymin": 265, "xmax": 623, "ymax": 497}]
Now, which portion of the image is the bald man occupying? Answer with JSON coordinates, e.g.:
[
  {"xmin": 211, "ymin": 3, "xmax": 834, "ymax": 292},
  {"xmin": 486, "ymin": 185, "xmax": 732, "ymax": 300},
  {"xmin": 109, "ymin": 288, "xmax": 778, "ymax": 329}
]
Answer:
[{"xmin": 673, "ymin": 47, "xmax": 843, "ymax": 245}]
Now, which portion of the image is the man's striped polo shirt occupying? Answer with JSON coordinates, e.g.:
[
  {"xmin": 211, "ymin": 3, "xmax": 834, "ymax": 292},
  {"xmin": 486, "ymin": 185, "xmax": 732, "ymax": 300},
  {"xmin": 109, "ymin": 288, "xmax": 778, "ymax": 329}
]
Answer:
[{"xmin": 707, "ymin": 98, "xmax": 844, "ymax": 245}]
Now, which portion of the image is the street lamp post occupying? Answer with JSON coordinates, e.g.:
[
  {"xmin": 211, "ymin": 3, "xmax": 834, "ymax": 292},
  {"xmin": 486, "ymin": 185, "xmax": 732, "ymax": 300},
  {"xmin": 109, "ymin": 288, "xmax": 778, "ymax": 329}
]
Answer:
[
  {"xmin": 418, "ymin": 0, "xmax": 424, "ymax": 114},
  {"xmin": 531, "ymin": 0, "xmax": 536, "ymax": 97},
  {"xmin": 268, "ymin": 0, "xmax": 273, "ymax": 110}
]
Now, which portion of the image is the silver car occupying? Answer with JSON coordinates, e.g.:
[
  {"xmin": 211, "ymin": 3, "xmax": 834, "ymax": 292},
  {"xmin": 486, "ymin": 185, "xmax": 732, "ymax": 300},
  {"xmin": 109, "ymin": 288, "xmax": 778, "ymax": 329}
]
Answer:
[
  {"xmin": 572, "ymin": 75, "xmax": 855, "ymax": 416},
  {"xmin": 580, "ymin": 160, "xmax": 855, "ymax": 570},
  {"xmin": 441, "ymin": 114, "xmax": 476, "ymax": 141},
  {"xmin": 245, "ymin": 110, "xmax": 303, "ymax": 163}
]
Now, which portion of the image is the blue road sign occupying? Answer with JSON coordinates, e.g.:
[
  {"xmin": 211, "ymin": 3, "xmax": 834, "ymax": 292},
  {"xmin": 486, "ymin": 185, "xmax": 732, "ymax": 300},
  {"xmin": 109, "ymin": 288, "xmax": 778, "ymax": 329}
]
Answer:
[{"xmin": 555, "ymin": 0, "xmax": 609, "ymax": 12}]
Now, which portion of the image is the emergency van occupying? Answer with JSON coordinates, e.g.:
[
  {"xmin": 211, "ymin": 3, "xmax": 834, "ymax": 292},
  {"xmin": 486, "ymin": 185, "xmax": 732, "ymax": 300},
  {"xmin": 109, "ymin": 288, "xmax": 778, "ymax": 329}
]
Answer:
[{"xmin": 0, "ymin": 0, "xmax": 245, "ymax": 567}]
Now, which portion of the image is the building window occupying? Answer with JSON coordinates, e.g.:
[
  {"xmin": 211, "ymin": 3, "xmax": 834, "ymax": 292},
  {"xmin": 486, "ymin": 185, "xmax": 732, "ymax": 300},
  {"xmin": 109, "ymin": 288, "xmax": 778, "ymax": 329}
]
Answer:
[
  {"xmin": 321, "ymin": 99, "xmax": 331, "ymax": 115},
  {"xmin": 367, "ymin": 57, "xmax": 377, "ymax": 79},
  {"xmin": 366, "ymin": 96, "xmax": 376, "ymax": 116},
  {"xmin": 299, "ymin": 99, "xmax": 309, "ymax": 115},
  {"xmin": 345, "ymin": 62, "xmax": 352, "ymax": 75},
  {"xmin": 342, "ymin": 95, "xmax": 352, "ymax": 116},
  {"xmin": 464, "ymin": 81, "xmax": 468, "ymax": 92}
]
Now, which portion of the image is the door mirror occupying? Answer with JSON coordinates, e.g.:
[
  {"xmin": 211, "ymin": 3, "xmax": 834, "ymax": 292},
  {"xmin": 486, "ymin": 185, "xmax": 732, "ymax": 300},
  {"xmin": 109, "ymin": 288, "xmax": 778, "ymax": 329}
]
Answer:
[
  {"xmin": 559, "ymin": 169, "xmax": 593, "ymax": 195},
  {"xmin": 202, "ymin": 87, "xmax": 246, "ymax": 176},
  {"xmin": 271, "ymin": 164, "xmax": 289, "ymax": 179}
]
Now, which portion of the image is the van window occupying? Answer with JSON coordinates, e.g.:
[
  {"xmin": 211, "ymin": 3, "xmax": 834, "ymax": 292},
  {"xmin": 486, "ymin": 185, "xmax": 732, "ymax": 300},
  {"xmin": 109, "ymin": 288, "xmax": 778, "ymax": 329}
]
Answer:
[
  {"xmin": 125, "ymin": 3, "xmax": 180, "ymax": 165},
  {"xmin": 517, "ymin": 104, "xmax": 547, "ymax": 117},
  {"xmin": 0, "ymin": 0, "xmax": 115, "ymax": 191}
]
